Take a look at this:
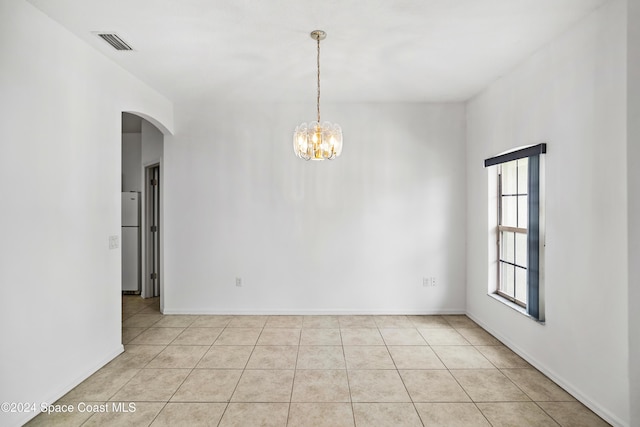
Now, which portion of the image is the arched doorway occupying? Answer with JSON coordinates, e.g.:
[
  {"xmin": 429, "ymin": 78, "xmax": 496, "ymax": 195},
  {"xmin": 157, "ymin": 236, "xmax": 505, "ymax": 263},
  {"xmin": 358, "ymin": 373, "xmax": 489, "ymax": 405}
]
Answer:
[{"xmin": 121, "ymin": 112, "xmax": 167, "ymax": 316}]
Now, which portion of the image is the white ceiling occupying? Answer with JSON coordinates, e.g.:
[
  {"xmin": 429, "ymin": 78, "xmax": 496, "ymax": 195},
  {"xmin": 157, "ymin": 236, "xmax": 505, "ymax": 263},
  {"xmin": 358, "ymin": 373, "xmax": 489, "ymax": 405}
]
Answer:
[{"xmin": 27, "ymin": 0, "xmax": 607, "ymax": 104}]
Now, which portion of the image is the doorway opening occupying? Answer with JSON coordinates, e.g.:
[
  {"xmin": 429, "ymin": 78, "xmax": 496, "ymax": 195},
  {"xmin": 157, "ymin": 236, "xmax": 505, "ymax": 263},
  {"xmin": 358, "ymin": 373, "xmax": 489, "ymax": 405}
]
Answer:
[{"xmin": 121, "ymin": 112, "xmax": 165, "ymax": 305}]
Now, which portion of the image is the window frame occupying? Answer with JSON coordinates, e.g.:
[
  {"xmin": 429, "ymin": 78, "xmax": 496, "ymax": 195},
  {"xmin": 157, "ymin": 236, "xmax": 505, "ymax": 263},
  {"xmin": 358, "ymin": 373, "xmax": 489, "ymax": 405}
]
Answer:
[
  {"xmin": 485, "ymin": 143, "xmax": 546, "ymax": 321},
  {"xmin": 496, "ymin": 159, "xmax": 529, "ymax": 308}
]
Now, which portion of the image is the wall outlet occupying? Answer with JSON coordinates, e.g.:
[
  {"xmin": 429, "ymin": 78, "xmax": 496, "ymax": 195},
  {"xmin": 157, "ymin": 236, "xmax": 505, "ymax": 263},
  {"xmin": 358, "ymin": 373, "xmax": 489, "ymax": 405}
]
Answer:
[
  {"xmin": 109, "ymin": 235, "xmax": 119, "ymax": 249},
  {"xmin": 235, "ymin": 277, "xmax": 242, "ymax": 287},
  {"xmin": 423, "ymin": 277, "xmax": 436, "ymax": 287}
]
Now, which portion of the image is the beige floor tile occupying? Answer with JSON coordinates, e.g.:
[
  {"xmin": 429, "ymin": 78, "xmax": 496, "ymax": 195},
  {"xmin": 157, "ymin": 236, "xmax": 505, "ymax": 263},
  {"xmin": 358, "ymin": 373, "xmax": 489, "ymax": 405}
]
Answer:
[
  {"xmin": 171, "ymin": 369, "xmax": 242, "ymax": 402},
  {"xmin": 414, "ymin": 402, "xmax": 491, "ymax": 427},
  {"xmin": 122, "ymin": 299, "xmax": 148, "ymax": 314},
  {"xmin": 106, "ymin": 345, "xmax": 166, "ymax": 370},
  {"xmin": 502, "ymin": 369, "xmax": 576, "ymax": 402},
  {"xmin": 300, "ymin": 328, "xmax": 342, "ymax": 345},
  {"xmin": 265, "ymin": 315, "xmax": 303, "ymax": 328},
  {"xmin": 25, "ymin": 403, "xmax": 96, "ymax": 427},
  {"xmin": 340, "ymin": 328, "xmax": 385, "ymax": 345},
  {"xmin": 353, "ymin": 402, "xmax": 423, "ymax": 427},
  {"xmin": 400, "ymin": 370, "xmax": 470, "ymax": 402},
  {"xmin": 130, "ymin": 327, "xmax": 184, "ymax": 345},
  {"xmin": 80, "ymin": 299, "xmax": 597, "ymax": 427},
  {"xmin": 419, "ymin": 329, "xmax": 471, "ymax": 346},
  {"xmin": 344, "ymin": 345, "xmax": 395, "ymax": 370},
  {"xmin": 538, "ymin": 402, "xmax": 610, "ymax": 427},
  {"xmin": 83, "ymin": 402, "xmax": 165, "ymax": 427},
  {"xmin": 60, "ymin": 367, "xmax": 140, "ymax": 401},
  {"xmin": 231, "ymin": 370, "xmax": 295, "ymax": 402},
  {"xmin": 227, "ymin": 316, "xmax": 268, "ymax": 328},
  {"xmin": 122, "ymin": 314, "xmax": 163, "ymax": 328},
  {"xmin": 431, "ymin": 346, "xmax": 494, "ymax": 369},
  {"xmin": 302, "ymin": 315, "xmax": 340, "ymax": 328},
  {"xmin": 442, "ymin": 315, "xmax": 478, "ymax": 329},
  {"xmin": 139, "ymin": 305, "xmax": 162, "ymax": 314},
  {"xmin": 408, "ymin": 316, "xmax": 452, "ymax": 329},
  {"xmin": 214, "ymin": 328, "xmax": 262, "ymax": 345},
  {"xmin": 348, "ymin": 370, "xmax": 411, "ymax": 402},
  {"xmin": 172, "ymin": 327, "xmax": 223, "ymax": 345},
  {"xmin": 380, "ymin": 328, "xmax": 427, "ymax": 345},
  {"xmin": 296, "ymin": 346, "xmax": 345, "ymax": 369},
  {"xmin": 475, "ymin": 346, "xmax": 531, "ymax": 368},
  {"xmin": 388, "ymin": 346, "xmax": 446, "ymax": 369},
  {"xmin": 456, "ymin": 328, "xmax": 501, "ymax": 345},
  {"xmin": 111, "ymin": 368, "xmax": 190, "ymax": 401},
  {"xmin": 196, "ymin": 346, "xmax": 253, "ymax": 369},
  {"xmin": 477, "ymin": 402, "xmax": 560, "ymax": 426},
  {"xmin": 145, "ymin": 345, "xmax": 209, "ymax": 369},
  {"xmin": 292, "ymin": 370, "xmax": 350, "ymax": 402},
  {"xmin": 151, "ymin": 402, "xmax": 226, "ymax": 427},
  {"xmin": 122, "ymin": 327, "xmax": 146, "ymax": 344},
  {"xmin": 219, "ymin": 403, "xmax": 289, "ymax": 427},
  {"xmin": 246, "ymin": 345, "xmax": 298, "ymax": 369},
  {"xmin": 374, "ymin": 315, "xmax": 414, "ymax": 328},
  {"xmin": 288, "ymin": 403, "xmax": 354, "ymax": 427},
  {"xmin": 257, "ymin": 328, "xmax": 301, "ymax": 345},
  {"xmin": 154, "ymin": 315, "xmax": 198, "ymax": 328},
  {"xmin": 451, "ymin": 370, "xmax": 530, "ymax": 402},
  {"xmin": 190, "ymin": 316, "xmax": 232, "ymax": 328},
  {"xmin": 339, "ymin": 315, "xmax": 378, "ymax": 328}
]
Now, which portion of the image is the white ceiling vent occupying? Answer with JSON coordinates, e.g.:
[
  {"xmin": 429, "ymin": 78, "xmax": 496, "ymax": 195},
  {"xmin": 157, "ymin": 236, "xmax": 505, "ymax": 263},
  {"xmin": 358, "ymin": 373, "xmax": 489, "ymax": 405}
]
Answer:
[{"xmin": 96, "ymin": 33, "xmax": 133, "ymax": 51}]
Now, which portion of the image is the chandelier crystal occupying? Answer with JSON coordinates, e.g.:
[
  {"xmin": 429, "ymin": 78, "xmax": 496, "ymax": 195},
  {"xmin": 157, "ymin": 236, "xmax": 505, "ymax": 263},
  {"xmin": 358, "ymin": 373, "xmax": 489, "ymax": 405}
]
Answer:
[{"xmin": 293, "ymin": 30, "xmax": 343, "ymax": 160}]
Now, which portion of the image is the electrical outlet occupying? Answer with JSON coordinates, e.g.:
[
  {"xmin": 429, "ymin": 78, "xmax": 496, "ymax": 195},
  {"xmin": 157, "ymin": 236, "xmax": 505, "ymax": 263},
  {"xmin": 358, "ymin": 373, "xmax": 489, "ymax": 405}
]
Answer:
[
  {"xmin": 423, "ymin": 277, "xmax": 436, "ymax": 287},
  {"xmin": 235, "ymin": 277, "xmax": 242, "ymax": 287}
]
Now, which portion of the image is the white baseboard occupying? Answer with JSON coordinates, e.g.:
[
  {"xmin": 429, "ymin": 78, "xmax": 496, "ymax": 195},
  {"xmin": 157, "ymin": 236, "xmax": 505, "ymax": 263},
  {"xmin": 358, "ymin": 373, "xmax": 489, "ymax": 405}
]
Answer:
[
  {"xmin": 465, "ymin": 312, "xmax": 627, "ymax": 427},
  {"xmin": 161, "ymin": 308, "xmax": 466, "ymax": 315}
]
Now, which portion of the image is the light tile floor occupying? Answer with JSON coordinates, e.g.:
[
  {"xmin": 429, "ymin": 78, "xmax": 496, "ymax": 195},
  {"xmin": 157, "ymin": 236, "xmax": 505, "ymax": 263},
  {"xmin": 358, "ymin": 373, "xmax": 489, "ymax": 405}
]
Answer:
[{"xmin": 26, "ymin": 296, "xmax": 610, "ymax": 427}]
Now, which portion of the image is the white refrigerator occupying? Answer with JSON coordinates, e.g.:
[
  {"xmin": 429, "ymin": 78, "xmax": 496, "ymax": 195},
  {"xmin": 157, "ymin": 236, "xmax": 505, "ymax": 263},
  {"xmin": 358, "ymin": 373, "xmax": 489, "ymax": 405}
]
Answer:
[{"xmin": 122, "ymin": 192, "xmax": 140, "ymax": 292}]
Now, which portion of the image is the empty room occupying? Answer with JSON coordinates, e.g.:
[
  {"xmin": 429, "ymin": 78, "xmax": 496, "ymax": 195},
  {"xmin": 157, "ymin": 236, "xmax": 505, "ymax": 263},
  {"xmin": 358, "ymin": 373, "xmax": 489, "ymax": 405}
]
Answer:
[{"xmin": 0, "ymin": 0, "xmax": 638, "ymax": 426}]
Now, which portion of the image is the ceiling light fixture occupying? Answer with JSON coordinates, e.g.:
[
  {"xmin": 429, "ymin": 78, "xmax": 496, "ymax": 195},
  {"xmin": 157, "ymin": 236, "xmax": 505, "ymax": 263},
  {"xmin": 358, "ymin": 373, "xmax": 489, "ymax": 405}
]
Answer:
[{"xmin": 293, "ymin": 30, "xmax": 343, "ymax": 161}]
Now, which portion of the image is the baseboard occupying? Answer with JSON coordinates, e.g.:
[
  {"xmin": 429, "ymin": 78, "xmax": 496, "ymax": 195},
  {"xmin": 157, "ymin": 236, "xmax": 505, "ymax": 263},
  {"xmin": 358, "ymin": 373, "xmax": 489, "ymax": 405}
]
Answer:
[
  {"xmin": 17, "ymin": 345, "xmax": 124, "ymax": 427},
  {"xmin": 161, "ymin": 308, "xmax": 466, "ymax": 315},
  {"xmin": 465, "ymin": 312, "xmax": 627, "ymax": 427}
]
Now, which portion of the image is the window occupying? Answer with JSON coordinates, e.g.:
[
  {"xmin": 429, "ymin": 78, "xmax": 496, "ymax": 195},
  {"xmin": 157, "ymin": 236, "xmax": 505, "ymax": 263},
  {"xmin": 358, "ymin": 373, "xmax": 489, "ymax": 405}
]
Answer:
[
  {"xmin": 485, "ymin": 144, "xmax": 545, "ymax": 321},
  {"xmin": 497, "ymin": 158, "xmax": 528, "ymax": 307}
]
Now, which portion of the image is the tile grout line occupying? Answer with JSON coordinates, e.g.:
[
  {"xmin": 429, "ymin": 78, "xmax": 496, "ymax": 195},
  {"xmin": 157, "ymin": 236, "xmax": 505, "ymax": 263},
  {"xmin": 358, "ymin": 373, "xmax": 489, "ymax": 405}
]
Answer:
[
  {"xmin": 285, "ymin": 319, "xmax": 303, "ymax": 426},
  {"xmin": 215, "ymin": 318, "xmax": 267, "ymax": 425},
  {"xmin": 385, "ymin": 319, "xmax": 427, "ymax": 427},
  {"xmin": 444, "ymin": 320, "xmax": 495, "ymax": 427},
  {"xmin": 338, "ymin": 324, "xmax": 357, "ymax": 427}
]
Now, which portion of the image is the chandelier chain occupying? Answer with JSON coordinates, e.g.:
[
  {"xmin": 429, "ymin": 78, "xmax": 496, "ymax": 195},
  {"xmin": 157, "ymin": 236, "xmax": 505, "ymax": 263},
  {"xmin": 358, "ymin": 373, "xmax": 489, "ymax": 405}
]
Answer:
[{"xmin": 317, "ymin": 37, "xmax": 321, "ymax": 124}]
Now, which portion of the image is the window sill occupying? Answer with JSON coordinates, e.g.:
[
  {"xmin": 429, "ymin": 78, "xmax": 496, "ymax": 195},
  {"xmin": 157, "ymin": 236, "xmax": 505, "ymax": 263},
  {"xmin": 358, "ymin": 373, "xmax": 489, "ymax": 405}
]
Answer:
[{"xmin": 488, "ymin": 292, "xmax": 545, "ymax": 325}]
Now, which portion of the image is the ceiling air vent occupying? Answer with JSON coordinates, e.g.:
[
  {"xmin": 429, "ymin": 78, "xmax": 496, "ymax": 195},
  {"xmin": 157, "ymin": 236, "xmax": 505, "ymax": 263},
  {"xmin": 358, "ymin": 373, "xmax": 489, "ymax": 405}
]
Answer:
[{"xmin": 96, "ymin": 33, "xmax": 133, "ymax": 51}]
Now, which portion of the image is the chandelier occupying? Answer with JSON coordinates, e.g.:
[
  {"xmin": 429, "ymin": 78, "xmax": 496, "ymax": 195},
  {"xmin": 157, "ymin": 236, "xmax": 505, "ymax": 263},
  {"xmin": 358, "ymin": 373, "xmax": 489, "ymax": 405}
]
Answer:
[{"xmin": 293, "ymin": 30, "xmax": 343, "ymax": 160}]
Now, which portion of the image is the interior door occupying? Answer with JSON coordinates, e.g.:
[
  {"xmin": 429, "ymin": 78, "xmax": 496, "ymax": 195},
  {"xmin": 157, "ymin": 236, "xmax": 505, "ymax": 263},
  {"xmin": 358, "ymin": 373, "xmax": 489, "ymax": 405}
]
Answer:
[{"xmin": 147, "ymin": 165, "xmax": 160, "ymax": 297}]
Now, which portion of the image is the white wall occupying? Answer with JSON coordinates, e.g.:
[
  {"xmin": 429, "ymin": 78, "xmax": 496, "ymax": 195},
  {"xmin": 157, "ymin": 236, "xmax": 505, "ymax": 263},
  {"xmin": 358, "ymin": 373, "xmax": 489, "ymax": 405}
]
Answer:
[
  {"xmin": 122, "ymin": 132, "xmax": 142, "ymax": 191},
  {"xmin": 627, "ymin": 0, "xmax": 639, "ymax": 425},
  {"xmin": 163, "ymin": 102, "xmax": 466, "ymax": 314},
  {"xmin": 0, "ymin": 1, "xmax": 173, "ymax": 425},
  {"xmin": 466, "ymin": 1, "xmax": 628, "ymax": 425}
]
